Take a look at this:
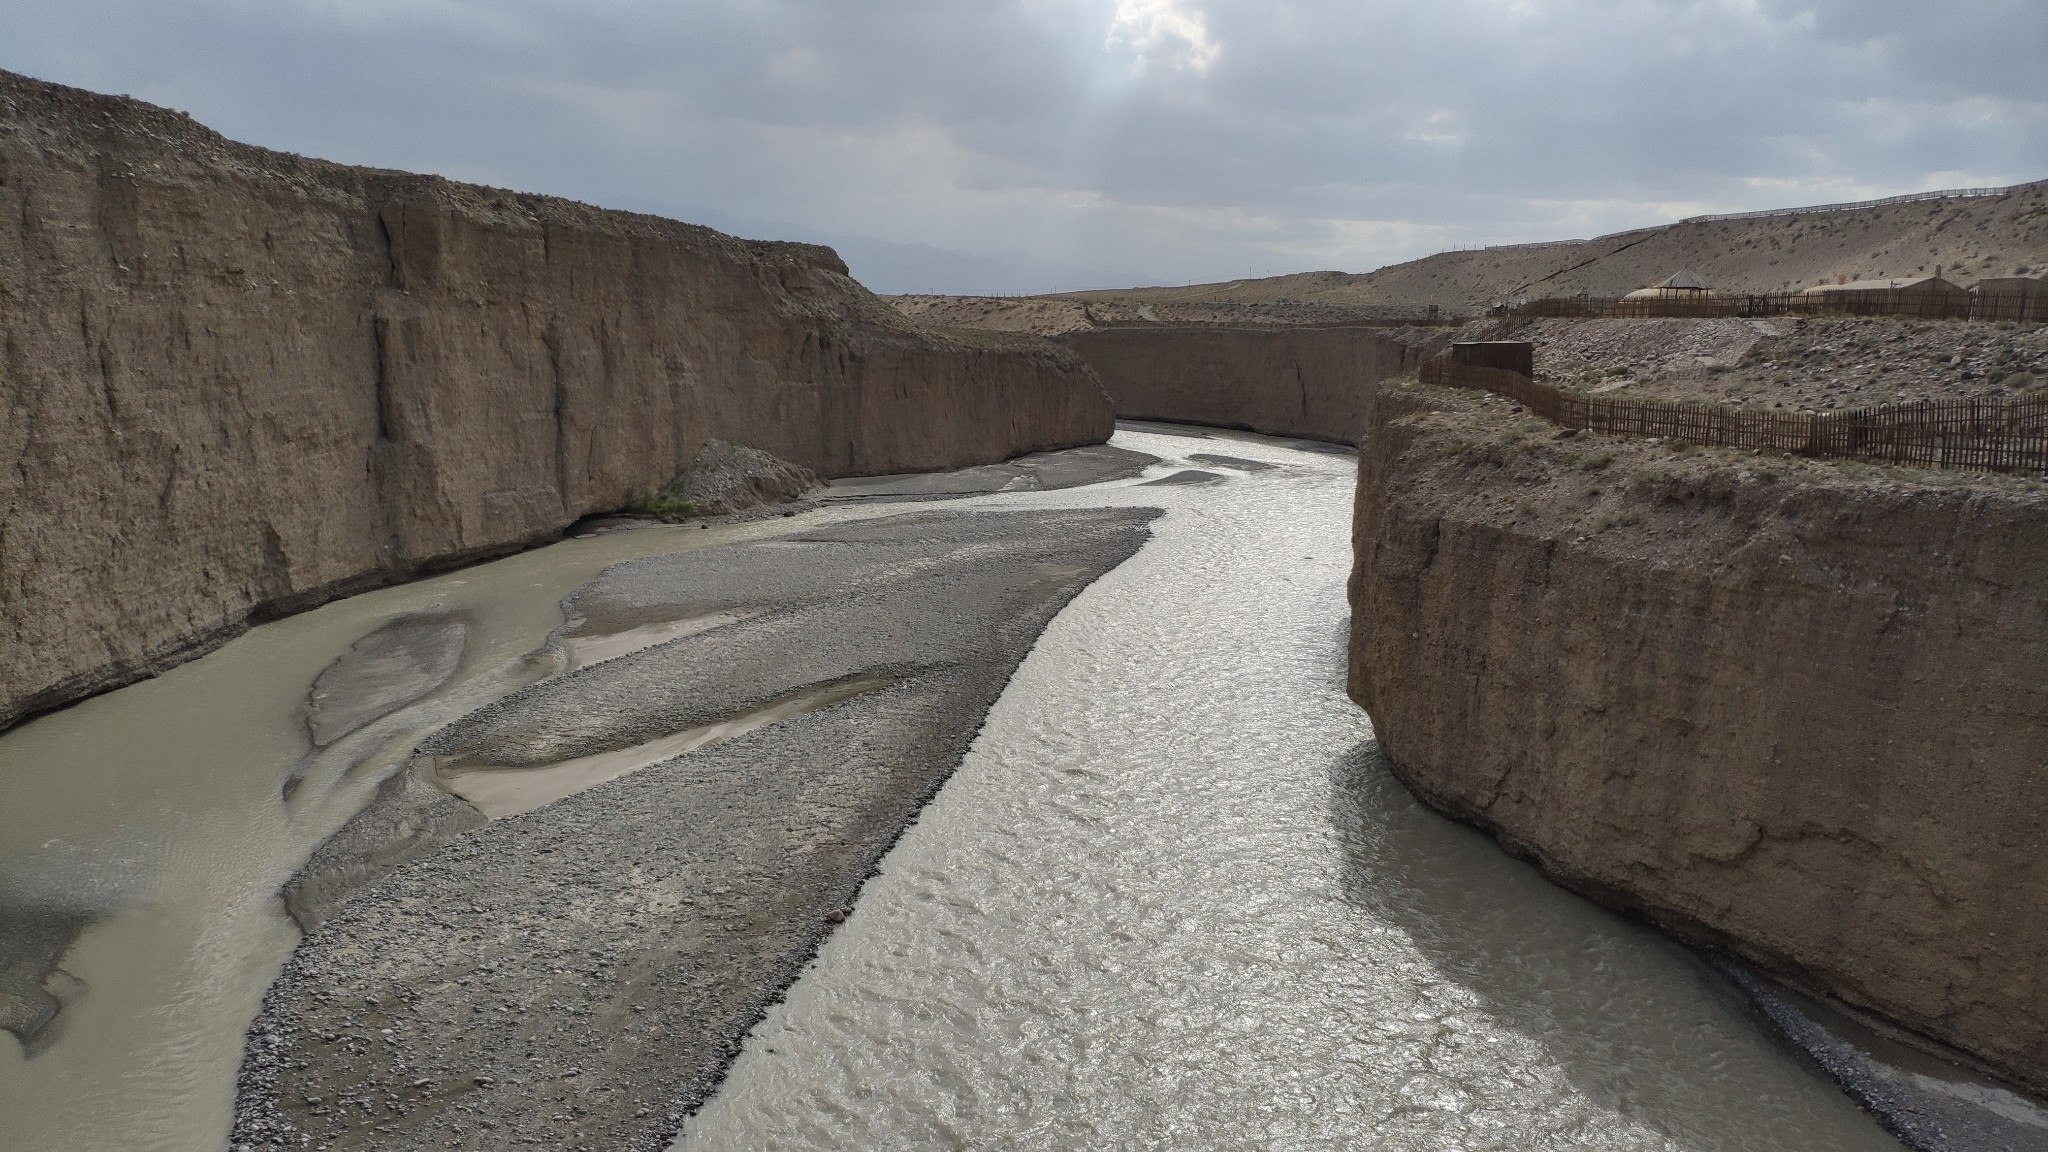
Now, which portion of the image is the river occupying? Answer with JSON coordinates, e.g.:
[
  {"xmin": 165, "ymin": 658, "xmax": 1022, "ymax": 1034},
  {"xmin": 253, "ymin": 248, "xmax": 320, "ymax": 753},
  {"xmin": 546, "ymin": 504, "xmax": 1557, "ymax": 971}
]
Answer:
[{"xmin": 0, "ymin": 428, "xmax": 1895, "ymax": 1150}]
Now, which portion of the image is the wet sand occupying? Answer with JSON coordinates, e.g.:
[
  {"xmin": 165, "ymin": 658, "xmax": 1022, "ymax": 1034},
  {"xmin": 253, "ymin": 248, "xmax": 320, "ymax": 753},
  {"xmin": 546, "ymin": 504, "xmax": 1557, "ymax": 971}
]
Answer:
[
  {"xmin": 232, "ymin": 508, "xmax": 1157, "ymax": 1150},
  {"xmin": 0, "ymin": 445, "xmax": 1157, "ymax": 1150}
]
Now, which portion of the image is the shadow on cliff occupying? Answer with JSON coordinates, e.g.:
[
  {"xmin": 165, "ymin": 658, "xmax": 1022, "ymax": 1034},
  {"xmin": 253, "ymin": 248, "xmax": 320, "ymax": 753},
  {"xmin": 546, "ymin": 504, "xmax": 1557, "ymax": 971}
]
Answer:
[{"xmin": 1326, "ymin": 740, "xmax": 1883, "ymax": 1146}]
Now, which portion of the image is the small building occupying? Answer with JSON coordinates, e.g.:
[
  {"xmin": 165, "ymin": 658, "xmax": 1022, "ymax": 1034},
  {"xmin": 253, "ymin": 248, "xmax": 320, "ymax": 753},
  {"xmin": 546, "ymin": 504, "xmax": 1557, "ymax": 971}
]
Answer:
[
  {"xmin": 1972, "ymin": 276, "xmax": 2046, "ymax": 321},
  {"xmin": 1972, "ymin": 276, "xmax": 2046, "ymax": 293},
  {"xmin": 1797, "ymin": 273, "xmax": 1970, "ymax": 317},
  {"xmin": 1624, "ymin": 269, "xmax": 1713, "ymax": 300}
]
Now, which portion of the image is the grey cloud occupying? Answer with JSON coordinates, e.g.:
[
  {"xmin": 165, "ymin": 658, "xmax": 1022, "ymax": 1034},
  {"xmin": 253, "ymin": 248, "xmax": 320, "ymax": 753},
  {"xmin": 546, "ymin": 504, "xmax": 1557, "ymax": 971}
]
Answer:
[{"xmin": 2, "ymin": 0, "xmax": 2040, "ymax": 291}]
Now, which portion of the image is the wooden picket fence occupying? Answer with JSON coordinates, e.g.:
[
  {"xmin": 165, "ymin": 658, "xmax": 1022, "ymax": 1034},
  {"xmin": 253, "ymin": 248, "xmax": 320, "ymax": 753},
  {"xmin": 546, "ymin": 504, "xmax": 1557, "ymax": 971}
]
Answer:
[
  {"xmin": 1418, "ymin": 359, "xmax": 2048, "ymax": 474},
  {"xmin": 1507, "ymin": 291, "xmax": 2044, "ymax": 323}
]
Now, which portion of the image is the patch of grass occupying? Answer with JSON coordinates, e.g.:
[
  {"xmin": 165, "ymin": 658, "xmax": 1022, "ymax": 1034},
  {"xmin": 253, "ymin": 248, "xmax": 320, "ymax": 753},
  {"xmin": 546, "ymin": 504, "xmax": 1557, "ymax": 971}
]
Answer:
[
  {"xmin": 623, "ymin": 487, "xmax": 697, "ymax": 520},
  {"xmin": 1575, "ymin": 451, "xmax": 1616, "ymax": 472}
]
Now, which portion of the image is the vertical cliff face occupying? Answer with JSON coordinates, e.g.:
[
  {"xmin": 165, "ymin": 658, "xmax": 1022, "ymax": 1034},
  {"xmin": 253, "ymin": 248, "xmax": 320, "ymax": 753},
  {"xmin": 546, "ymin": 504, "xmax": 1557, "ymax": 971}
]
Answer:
[
  {"xmin": 1063, "ymin": 325, "xmax": 1438, "ymax": 443},
  {"xmin": 1348, "ymin": 380, "xmax": 2048, "ymax": 1094},
  {"xmin": 0, "ymin": 71, "xmax": 1113, "ymax": 729}
]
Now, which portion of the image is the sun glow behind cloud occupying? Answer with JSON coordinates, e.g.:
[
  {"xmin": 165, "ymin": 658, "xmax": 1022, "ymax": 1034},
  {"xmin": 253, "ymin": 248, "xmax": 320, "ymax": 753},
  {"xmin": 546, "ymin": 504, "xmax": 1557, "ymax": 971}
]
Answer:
[
  {"xmin": 1, "ymin": 0, "xmax": 2041, "ymax": 292},
  {"xmin": 1105, "ymin": 0, "xmax": 1221, "ymax": 72}
]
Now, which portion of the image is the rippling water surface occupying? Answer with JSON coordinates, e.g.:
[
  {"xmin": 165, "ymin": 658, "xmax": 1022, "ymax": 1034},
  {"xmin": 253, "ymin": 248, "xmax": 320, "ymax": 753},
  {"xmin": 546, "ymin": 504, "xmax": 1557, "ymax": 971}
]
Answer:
[
  {"xmin": 0, "ymin": 428, "xmax": 1898, "ymax": 1151},
  {"xmin": 677, "ymin": 429, "xmax": 1897, "ymax": 1151}
]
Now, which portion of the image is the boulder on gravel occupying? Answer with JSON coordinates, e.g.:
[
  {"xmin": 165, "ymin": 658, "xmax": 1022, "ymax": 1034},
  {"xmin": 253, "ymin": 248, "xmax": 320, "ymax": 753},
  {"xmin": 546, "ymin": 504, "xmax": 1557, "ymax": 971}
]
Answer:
[{"xmin": 644, "ymin": 441, "xmax": 823, "ymax": 519}]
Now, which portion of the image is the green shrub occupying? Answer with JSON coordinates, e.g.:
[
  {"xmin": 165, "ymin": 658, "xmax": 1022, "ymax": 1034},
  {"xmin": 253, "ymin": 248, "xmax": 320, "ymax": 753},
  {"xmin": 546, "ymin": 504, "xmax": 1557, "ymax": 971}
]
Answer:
[{"xmin": 623, "ymin": 487, "xmax": 697, "ymax": 521}]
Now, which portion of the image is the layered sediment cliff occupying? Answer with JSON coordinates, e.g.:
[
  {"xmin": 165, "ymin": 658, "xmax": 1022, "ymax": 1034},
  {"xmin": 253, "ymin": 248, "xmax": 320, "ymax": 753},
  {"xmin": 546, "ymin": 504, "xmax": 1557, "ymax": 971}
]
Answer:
[
  {"xmin": 1348, "ymin": 380, "xmax": 2048, "ymax": 1093},
  {"xmin": 1061, "ymin": 325, "xmax": 1438, "ymax": 443},
  {"xmin": 0, "ymin": 71, "xmax": 1112, "ymax": 730}
]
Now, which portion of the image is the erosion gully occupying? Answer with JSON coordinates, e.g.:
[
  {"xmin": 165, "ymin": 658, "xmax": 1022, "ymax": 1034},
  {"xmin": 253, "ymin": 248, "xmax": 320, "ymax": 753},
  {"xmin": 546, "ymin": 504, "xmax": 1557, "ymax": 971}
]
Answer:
[{"xmin": 0, "ymin": 427, "xmax": 1895, "ymax": 1151}]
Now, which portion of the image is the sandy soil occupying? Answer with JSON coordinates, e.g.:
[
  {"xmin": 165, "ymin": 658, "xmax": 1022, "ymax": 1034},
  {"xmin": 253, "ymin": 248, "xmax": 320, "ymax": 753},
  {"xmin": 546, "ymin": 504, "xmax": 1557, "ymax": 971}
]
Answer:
[{"xmin": 1489, "ymin": 314, "xmax": 2048, "ymax": 411}]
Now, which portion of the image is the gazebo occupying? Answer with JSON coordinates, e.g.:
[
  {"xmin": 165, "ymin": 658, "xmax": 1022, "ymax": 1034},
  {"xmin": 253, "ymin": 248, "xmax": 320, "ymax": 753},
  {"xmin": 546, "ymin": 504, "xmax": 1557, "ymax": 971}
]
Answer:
[{"xmin": 1624, "ymin": 270, "xmax": 1713, "ymax": 300}]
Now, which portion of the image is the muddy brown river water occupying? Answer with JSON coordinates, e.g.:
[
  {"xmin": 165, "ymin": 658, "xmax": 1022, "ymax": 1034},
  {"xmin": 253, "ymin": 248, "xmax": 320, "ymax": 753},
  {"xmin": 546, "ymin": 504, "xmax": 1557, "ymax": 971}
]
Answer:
[{"xmin": 0, "ymin": 429, "xmax": 1900, "ymax": 1150}]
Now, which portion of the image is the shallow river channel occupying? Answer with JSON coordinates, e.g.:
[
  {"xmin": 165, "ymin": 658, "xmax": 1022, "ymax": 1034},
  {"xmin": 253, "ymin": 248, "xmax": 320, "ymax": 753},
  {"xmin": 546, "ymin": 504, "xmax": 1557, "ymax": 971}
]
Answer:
[{"xmin": 1, "ymin": 428, "xmax": 1897, "ymax": 1150}]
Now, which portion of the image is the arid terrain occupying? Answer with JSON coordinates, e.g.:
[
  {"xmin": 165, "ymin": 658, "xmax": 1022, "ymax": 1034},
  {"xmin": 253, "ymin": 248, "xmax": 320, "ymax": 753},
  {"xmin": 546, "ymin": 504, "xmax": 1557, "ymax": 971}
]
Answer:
[
  {"xmin": 7, "ymin": 52, "xmax": 2048, "ymax": 1152},
  {"xmin": 1468, "ymin": 314, "xmax": 2048, "ymax": 412},
  {"xmin": 896, "ymin": 181, "xmax": 2048, "ymax": 328},
  {"xmin": 896, "ymin": 293, "xmax": 1444, "ymax": 334}
]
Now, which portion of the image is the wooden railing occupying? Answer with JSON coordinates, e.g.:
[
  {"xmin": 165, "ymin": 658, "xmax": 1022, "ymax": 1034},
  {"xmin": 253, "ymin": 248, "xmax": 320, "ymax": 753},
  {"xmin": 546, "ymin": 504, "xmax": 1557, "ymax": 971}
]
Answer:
[
  {"xmin": 1418, "ymin": 360, "xmax": 2048, "ymax": 474},
  {"xmin": 1678, "ymin": 180, "xmax": 2045, "ymax": 224},
  {"xmin": 1505, "ymin": 291, "xmax": 2044, "ymax": 323}
]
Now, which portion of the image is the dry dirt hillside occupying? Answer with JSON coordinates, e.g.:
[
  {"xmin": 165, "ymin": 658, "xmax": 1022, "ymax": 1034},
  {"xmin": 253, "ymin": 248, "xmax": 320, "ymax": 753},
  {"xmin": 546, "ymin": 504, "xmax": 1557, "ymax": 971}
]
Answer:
[
  {"xmin": 1476, "ymin": 313, "xmax": 2048, "ymax": 412},
  {"xmin": 899, "ymin": 181, "xmax": 2048, "ymax": 325}
]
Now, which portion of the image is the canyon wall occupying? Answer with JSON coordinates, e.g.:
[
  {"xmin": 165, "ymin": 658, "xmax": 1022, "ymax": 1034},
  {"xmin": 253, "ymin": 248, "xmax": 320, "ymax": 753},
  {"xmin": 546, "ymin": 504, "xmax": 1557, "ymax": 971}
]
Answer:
[
  {"xmin": 1063, "ymin": 324, "xmax": 1435, "ymax": 443},
  {"xmin": 1349, "ymin": 380, "xmax": 2048, "ymax": 1093},
  {"xmin": 0, "ymin": 71, "xmax": 1113, "ymax": 730}
]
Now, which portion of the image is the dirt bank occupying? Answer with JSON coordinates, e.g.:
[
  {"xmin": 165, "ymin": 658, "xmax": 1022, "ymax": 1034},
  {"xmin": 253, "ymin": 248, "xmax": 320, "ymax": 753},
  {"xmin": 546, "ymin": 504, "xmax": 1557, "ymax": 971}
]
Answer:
[
  {"xmin": 1347, "ymin": 377, "xmax": 2048, "ymax": 1096},
  {"xmin": 0, "ymin": 70, "xmax": 1113, "ymax": 734},
  {"xmin": 1064, "ymin": 325, "xmax": 1443, "ymax": 444},
  {"xmin": 1500, "ymin": 314, "xmax": 2048, "ymax": 409},
  {"xmin": 233, "ymin": 507, "xmax": 1156, "ymax": 1150}
]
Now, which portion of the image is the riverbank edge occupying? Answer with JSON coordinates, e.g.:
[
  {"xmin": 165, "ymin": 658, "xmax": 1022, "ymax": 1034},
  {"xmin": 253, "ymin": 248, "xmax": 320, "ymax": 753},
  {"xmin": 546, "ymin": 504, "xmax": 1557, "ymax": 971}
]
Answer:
[{"xmin": 1347, "ymin": 376, "xmax": 2048, "ymax": 1100}]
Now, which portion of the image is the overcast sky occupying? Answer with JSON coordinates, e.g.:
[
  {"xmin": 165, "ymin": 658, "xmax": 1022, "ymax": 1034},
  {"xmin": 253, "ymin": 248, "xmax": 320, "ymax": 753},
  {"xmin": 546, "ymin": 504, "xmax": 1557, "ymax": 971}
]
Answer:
[{"xmin": 4, "ymin": 1, "xmax": 2044, "ymax": 292}]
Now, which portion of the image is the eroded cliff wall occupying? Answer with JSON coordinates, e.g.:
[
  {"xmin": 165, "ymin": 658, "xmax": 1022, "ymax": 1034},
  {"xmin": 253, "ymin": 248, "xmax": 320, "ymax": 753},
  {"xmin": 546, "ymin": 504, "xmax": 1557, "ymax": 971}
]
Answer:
[
  {"xmin": 1063, "ymin": 325, "xmax": 1436, "ymax": 443},
  {"xmin": 0, "ymin": 72, "xmax": 1113, "ymax": 729},
  {"xmin": 1348, "ymin": 380, "xmax": 2048, "ymax": 1093}
]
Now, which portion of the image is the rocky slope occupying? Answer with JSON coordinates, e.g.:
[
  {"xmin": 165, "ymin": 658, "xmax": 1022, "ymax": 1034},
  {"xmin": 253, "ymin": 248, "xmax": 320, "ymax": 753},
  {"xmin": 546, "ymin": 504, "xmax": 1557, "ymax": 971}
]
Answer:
[
  {"xmin": 1347, "ymin": 378, "xmax": 2048, "ymax": 1096},
  {"xmin": 0, "ymin": 70, "xmax": 1113, "ymax": 731},
  {"xmin": 1512, "ymin": 314, "xmax": 2048, "ymax": 409},
  {"xmin": 1422, "ymin": 312, "xmax": 2048, "ymax": 414}
]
